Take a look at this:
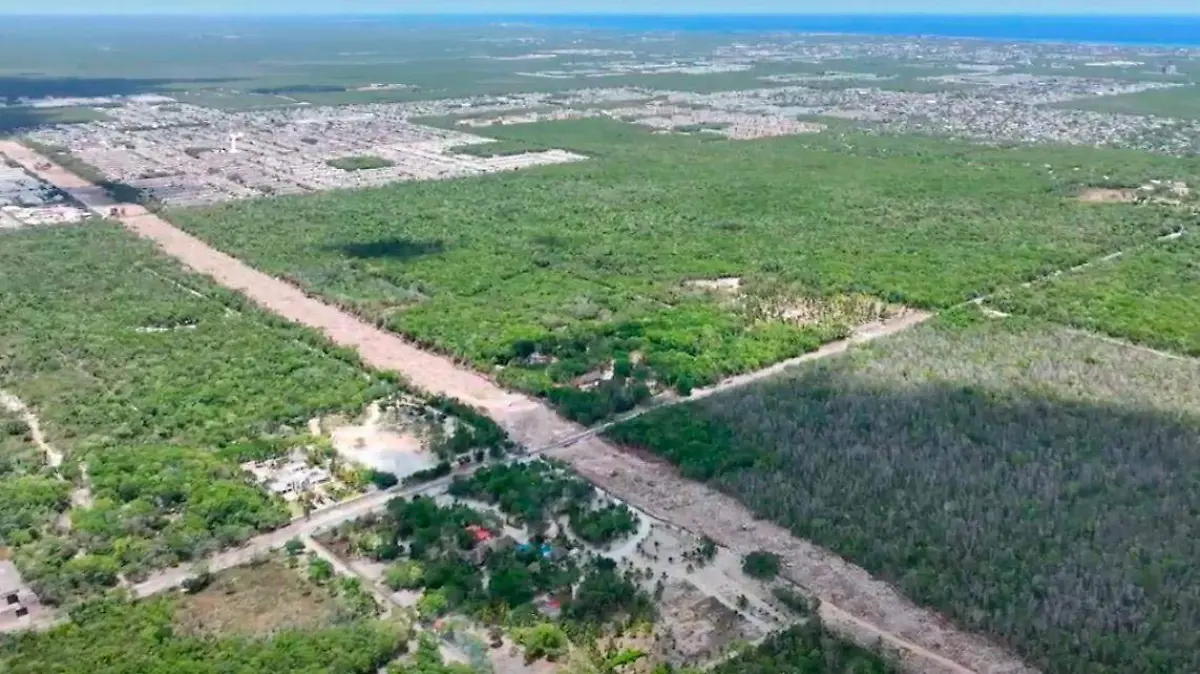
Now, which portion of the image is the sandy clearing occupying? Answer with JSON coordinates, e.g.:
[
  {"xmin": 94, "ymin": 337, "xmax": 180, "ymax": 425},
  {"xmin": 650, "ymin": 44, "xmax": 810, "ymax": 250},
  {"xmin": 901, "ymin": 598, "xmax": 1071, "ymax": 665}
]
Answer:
[
  {"xmin": 1076, "ymin": 187, "xmax": 1137, "ymax": 203},
  {"xmin": 328, "ymin": 400, "xmax": 437, "ymax": 477},
  {"xmin": 1, "ymin": 140, "xmax": 1031, "ymax": 674}
]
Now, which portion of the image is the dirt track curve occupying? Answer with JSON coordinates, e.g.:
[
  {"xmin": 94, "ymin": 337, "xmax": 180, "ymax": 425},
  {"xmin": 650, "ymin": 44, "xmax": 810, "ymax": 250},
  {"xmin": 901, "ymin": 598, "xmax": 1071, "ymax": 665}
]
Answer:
[
  {"xmin": 0, "ymin": 390, "xmax": 62, "ymax": 468},
  {"xmin": 0, "ymin": 140, "xmax": 1036, "ymax": 674}
]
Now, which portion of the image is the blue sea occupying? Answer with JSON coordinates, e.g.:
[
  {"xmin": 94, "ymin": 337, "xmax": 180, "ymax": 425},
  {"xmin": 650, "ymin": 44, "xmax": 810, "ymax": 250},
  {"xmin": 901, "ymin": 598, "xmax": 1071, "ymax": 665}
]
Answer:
[{"xmin": 440, "ymin": 14, "xmax": 1200, "ymax": 47}]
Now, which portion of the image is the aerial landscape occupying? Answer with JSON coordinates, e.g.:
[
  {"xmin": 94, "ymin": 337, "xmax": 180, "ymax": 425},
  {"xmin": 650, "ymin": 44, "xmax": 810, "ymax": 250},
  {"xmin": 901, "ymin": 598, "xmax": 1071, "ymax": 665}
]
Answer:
[{"xmin": 0, "ymin": 6, "xmax": 1198, "ymax": 674}]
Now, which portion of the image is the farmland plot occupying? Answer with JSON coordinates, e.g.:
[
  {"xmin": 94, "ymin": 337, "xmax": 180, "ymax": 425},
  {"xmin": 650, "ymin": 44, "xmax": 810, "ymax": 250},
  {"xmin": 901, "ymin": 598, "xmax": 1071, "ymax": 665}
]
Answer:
[{"xmin": 606, "ymin": 310, "xmax": 1200, "ymax": 674}]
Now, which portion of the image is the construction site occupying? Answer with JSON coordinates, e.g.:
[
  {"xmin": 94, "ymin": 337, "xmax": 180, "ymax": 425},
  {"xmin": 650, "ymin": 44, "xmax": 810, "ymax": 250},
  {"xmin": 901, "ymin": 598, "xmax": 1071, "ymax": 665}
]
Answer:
[
  {"xmin": 0, "ymin": 163, "xmax": 90, "ymax": 230},
  {"xmin": 25, "ymin": 104, "xmax": 588, "ymax": 207}
]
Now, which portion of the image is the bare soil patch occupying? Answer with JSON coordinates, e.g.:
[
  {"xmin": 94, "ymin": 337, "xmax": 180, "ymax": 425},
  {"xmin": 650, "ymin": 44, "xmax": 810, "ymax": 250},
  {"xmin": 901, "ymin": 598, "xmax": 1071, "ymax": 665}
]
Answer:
[
  {"xmin": 489, "ymin": 637, "xmax": 560, "ymax": 674},
  {"xmin": 329, "ymin": 400, "xmax": 438, "ymax": 478},
  {"xmin": 1077, "ymin": 187, "xmax": 1137, "ymax": 203},
  {"xmin": 656, "ymin": 580, "xmax": 763, "ymax": 666},
  {"xmin": 684, "ymin": 277, "xmax": 742, "ymax": 293},
  {"xmin": 172, "ymin": 558, "xmax": 343, "ymax": 637}
]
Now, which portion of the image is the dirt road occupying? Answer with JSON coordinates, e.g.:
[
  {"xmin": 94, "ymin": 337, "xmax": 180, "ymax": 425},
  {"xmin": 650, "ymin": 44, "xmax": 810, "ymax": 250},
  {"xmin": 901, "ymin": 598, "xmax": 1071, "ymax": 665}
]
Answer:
[
  {"xmin": 0, "ymin": 390, "xmax": 62, "ymax": 468},
  {"xmin": 0, "ymin": 141, "xmax": 1033, "ymax": 673},
  {"xmin": 130, "ymin": 472, "xmax": 458, "ymax": 598}
]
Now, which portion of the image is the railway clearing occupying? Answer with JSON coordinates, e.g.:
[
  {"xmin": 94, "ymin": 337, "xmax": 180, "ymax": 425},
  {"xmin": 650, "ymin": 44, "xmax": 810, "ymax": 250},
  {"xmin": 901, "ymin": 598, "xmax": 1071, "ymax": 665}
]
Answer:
[
  {"xmin": 0, "ymin": 140, "xmax": 1038, "ymax": 674},
  {"xmin": 3, "ymin": 122, "xmax": 1196, "ymax": 674},
  {"xmin": 5, "ymin": 18, "xmax": 1200, "ymax": 674}
]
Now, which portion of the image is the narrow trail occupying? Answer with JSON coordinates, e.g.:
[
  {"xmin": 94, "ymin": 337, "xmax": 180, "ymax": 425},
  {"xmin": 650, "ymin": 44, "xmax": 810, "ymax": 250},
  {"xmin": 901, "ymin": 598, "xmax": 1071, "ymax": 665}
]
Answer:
[
  {"xmin": 303, "ymin": 534, "xmax": 476, "ymax": 663},
  {"xmin": 690, "ymin": 309, "xmax": 934, "ymax": 401},
  {"xmin": 0, "ymin": 390, "xmax": 63, "ymax": 469},
  {"xmin": 2, "ymin": 140, "xmax": 1037, "ymax": 673},
  {"xmin": 302, "ymin": 535, "xmax": 394, "ymax": 618},
  {"xmin": 0, "ymin": 389, "xmax": 93, "ymax": 519},
  {"xmin": 964, "ymin": 226, "xmax": 1188, "ymax": 312}
]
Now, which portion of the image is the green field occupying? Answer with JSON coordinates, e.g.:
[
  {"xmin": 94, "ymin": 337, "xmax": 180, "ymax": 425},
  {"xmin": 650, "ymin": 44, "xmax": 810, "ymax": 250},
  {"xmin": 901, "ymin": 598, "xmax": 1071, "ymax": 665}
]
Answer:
[
  {"xmin": 0, "ymin": 17, "xmax": 1053, "ymax": 113},
  {"xmin": 0, "ymin": 17, "xmax": 836, "ymax": 109},
  {"xmin": 993, "ymin": 233, "xmax": 1200, "ymax": 356},
  {"xmin": 0, "ymin": 105, "xmax": 112, "ymax": 134},
  {"xmin": 606, "ymin": 310, "xmax": 1200, "ymax": 674},
  {"xmin": 328, "ymin": 155, "xmax": 397, "ymax": 171},
  {"xmin": 0, "ymin": 597, "xmax": 404, "ymax": 674},
  {"xmin": 171, "ymin": 121, "xmax": 1194, "ymax": 422},
  {"xmin": 1058, "ymin": 85, "xmax": 1200, "ymax": 119},
  {"xmin": 171, "ymin": 90, "xmax": 303, "ymax": 111}
]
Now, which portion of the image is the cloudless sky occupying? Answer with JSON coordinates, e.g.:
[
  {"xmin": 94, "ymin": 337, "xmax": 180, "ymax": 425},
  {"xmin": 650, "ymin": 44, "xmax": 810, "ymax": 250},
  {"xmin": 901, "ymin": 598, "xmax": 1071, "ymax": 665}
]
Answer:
[{"xmin": 1, "ymin": 0, "xmax": 1197, "ymax": 15}]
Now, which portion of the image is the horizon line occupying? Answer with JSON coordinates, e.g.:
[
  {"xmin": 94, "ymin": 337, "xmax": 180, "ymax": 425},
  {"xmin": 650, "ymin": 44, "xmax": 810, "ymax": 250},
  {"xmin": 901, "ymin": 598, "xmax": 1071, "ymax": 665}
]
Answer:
[{"xmin": 4, "ymin": 11, "xmax": 1200, "ymax": 17}]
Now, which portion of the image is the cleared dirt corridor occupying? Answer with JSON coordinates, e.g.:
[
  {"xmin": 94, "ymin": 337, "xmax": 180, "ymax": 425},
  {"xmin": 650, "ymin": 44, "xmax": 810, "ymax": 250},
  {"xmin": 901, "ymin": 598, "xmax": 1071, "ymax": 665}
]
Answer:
[{"xmin": 0, "ymin": 140, "xmax": 1035, "ymax": 674}]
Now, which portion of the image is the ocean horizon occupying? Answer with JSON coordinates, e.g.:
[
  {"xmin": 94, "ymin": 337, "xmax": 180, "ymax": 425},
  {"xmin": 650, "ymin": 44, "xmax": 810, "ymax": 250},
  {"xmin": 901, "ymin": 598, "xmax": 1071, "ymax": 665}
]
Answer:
[
  {"xmin": 471, "ymin": 14, "xmax": 1200, "ymax": 47},
  {"xmin": 5, "ymin": 13, "xmax": 1199, "ymax": 48}
]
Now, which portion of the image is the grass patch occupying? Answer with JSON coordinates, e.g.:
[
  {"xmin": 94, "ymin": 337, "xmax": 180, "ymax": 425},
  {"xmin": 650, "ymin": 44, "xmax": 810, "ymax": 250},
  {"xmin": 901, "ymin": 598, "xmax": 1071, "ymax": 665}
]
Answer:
[
  {"xmin": 0, "ymin": 105, "xmax": 111, "ymax": 134},
  {"xmin": 606, "ymin": 313, "xmax": 1200, "ymax": 674},
  {"xmin": 452, "ymin": 140, "xmax": 559, "ymax": 157},
  {"xmin": 993, "ymin": 233, "xmax": 1200, "ymax": 356},
  {"xmin": 172, "ymin": 91, "xmax": 301, "ymax": 111},
  {"xmin": 327, "ymin": 155, "xmax": 396, "ymax": 171},
  {"xmin": 1056, "ymin": 85, "xmax": 1200, "ymax": 119},
  {"xmin": 174, "ymin": 557, "xmax": 368, "ymax": 637},
  {"xmin": 0, "ymin": 596, "xmax": 404, "ymax": 674}
]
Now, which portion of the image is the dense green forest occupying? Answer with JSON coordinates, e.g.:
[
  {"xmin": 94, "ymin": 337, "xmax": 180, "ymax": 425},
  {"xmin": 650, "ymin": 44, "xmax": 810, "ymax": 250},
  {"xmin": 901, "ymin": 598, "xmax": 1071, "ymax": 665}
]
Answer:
[
  {"xmin": 0, "ymin": 224, "xmax": 392, "ymax": 451},
  {"xmin": 448, "ymin": 460, "xmax": 640, "ymax": 546},
  {"xmin": 0, "ymin": 408, "xmax": 64, "ymax": 547},
  {"xmin": 22, "ymin": 445, "xmax": 291, "ymax": 601},
  {"xmin": 606, "ymin": 310, "xmax": 1200, "ymax": 674},
  {"xmin": 0, "ymin": 224, "xmax": 395, "ymax": 599},
  {"xmin": 0, "ymin": 225, "xmax": 425, "ymax": 600},
  {"xmin": 994, "ymin": 233, "xmax": 1200, "ymax": 356},
  {"xmin": 172, "ymin": 121, "xmax": 1196, "ymax": 421},
  {"xmin": 0, "ymin": 408, "xmax": 40, "ymax": 474},
  {"xmin": 0, "ymin": 597, "xmax": 406, "ymax": 674},
  {"xmin": 336, "ymin": 494, "xmax": 653, "ymax": 635},
  {"xmin": 706, "ymin": 620, "xmax": 898, "ymax": 674}
]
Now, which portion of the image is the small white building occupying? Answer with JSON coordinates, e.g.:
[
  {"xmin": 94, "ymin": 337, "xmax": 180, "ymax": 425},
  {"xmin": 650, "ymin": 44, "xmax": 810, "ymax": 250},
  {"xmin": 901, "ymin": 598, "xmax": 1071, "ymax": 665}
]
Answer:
[{"xmin": 242, "ymin": 450, "xmax": 334, "ymax": 503}]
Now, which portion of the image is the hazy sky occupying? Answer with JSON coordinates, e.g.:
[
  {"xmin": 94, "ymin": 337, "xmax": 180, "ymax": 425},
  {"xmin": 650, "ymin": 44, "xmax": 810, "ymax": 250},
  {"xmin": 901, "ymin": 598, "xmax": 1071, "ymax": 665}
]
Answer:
[{"xmin": 1, "ymin": 1, "xmax": 1197, "ymax": 15}]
